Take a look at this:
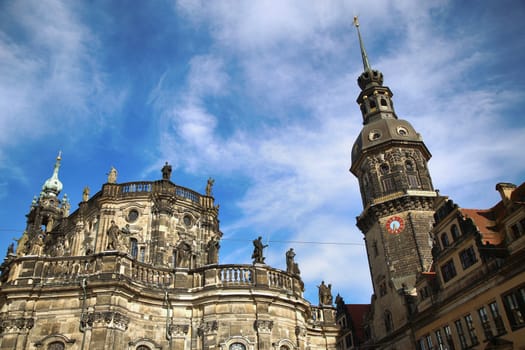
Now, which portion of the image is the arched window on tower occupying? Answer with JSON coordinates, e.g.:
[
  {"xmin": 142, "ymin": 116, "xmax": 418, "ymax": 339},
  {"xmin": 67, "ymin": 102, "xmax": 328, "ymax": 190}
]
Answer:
[
  {"xmin": 369, "ymin": 99, "xmax": 377, "ymax": 111},
  {"xmin": 384, "ymin": 310, "xmax": 394, "ymax": 333},
  {"xmin": 380, "ymin": 98, "xmax": 388, "ymax": 107},
  {"xmin": 405, "ymin": 159, "xmax": 421, "ymax": 189},
  {"xmin": 362, "ymin": 173, "xmax": 372, "ymax": 203}
]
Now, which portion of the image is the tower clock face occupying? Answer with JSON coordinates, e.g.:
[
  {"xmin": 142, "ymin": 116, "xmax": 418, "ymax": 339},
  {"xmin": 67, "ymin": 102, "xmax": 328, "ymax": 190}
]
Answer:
[{"xmin": 386, "ymin": 216, "xmax": 405, "ymax": 234}]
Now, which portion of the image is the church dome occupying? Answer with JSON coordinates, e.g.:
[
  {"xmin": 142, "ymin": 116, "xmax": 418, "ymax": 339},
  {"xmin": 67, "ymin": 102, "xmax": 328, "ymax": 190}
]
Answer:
[
  {"xmin": 351, "ymin": 118, "xmax": 424, "ymax": 167},
  {"xmin": 41, "ymin": 153, "xmax": 63, "ymax": 196}
]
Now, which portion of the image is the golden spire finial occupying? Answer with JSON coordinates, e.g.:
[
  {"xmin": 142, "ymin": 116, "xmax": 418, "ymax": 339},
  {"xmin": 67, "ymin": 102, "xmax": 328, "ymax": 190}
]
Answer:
[
  {"xmin": 353, "ymin": 16, "xmax": 360, "ymax": 27},
  {"xmin": 353, "ymin": 16, "xmax": 372, "ymax": 72}
]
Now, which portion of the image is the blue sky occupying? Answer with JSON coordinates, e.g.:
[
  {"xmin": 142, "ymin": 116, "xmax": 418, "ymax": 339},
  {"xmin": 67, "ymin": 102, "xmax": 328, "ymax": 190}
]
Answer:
[{"xmin": 1, "ymin": 0, "xmax": 524, "ymax": 304}]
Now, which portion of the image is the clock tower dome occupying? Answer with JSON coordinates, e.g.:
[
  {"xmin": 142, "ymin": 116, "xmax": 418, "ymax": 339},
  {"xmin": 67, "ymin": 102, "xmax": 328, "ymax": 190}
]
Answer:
[{"xmin": 349, "ymin": 18, "xmax": 439, "ymax": 347}]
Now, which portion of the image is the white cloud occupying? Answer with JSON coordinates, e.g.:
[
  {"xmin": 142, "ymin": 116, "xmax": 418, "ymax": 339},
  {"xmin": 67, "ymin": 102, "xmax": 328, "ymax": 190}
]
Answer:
[{"xmin": 158, "ymin": 0, "xmax": 525, "ymax": 304}]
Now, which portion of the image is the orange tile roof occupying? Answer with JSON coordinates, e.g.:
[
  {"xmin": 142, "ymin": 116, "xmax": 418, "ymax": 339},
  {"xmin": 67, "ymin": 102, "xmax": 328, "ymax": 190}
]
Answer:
[{"xmin": 459, "ymin": 208, "xmax": 503, "ymax": 245}]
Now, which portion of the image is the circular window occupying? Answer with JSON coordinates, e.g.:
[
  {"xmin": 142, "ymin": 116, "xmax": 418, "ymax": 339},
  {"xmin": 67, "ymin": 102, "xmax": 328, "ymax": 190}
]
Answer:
[
  {"xmin": 183, "ymin": 215, "xmax": 192, "ymax": 227},
  {"xmin": 368, "ymin": 130, "xmax": 382, "ymax": 141},
  {"xmin": 127, "ymin": 209, "xmax": 139, "ymax": 223},
  {"xmin": 396, "ymin": 126, "xmax": 409, "ymax": 136}
]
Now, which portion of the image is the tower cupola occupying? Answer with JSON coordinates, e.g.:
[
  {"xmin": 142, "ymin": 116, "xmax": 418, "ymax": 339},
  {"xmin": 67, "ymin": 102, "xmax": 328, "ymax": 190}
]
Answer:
[{"xmin": 41, "ymin": 152, "xmax": 63, "ymax": 197}]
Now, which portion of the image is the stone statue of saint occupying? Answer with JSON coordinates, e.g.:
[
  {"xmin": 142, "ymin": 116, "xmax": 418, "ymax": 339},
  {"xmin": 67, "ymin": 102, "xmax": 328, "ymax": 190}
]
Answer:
[
  {"xmin": 176, "ymin": 242, "xmax": 192, "ymax": 268},
  {"xmin": 107, "ymin": 167, "xmax": 118, "ymax": 184},
  {"xmin": 106, "ymin": 220, "xmax": 120, "ymax": 250},
  {"xmin": 318, "ymin": 281, "xmax": 333, "ymax": 305},
  {"xmin": 82, "ymin": 186, "xmax": 90, "ymax": 202},
  {"xmin": 207, "ymin": 237, "xmax": 220, "ymax": 264},
  {"xmin": 162, "ymin": 162, "xmax": 172, "ymax": 181},
  {"xmin": 6, "ymin": 243, "xmax": 14, "ymax": 256},
  {"xmin": 206, "ymin": 178, "xmax": 214, "ymax": 196},
  {"xmin": 252, "ymin": 236, "xmax": 268, "ymax": 264},
  {"xmin": 30, "ymin": 234, "xmax": 45, "ymax": 256},
  {"xmin": 286, "ymin": 248, "xmax": 295, "ymax": 273}
]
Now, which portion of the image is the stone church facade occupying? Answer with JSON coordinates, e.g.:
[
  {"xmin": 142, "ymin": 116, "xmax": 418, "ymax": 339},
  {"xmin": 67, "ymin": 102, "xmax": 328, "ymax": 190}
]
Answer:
[{"xmin": 0, "ymin": 159, "xmax": 338, "ymax": 349}]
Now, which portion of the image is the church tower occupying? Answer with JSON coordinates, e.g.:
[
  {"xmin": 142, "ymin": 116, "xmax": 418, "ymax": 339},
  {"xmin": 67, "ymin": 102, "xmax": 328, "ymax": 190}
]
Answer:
[{"xmin": 349, "ymin": 18, "xmax": 439, "ymax": 347}]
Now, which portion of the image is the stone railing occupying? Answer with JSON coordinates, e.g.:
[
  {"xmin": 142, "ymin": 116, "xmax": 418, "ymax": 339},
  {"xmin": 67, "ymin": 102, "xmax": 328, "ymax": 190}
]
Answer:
[
  {"xmin": 1, "ymin": 253, "xmax": 304, "ymax": 299},
  {"xmin": 101, "ymin": 181, "xmax": 202, "ymax": 203}
]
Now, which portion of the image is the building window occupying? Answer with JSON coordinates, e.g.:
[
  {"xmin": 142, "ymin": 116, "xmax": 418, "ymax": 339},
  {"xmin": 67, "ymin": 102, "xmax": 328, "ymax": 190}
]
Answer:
[
  {"xmin": 384, "ymin": 310, "xmax": 393, "ymax": 333},
  {"xmin": 440, "ymin": 233, "xmax": 450, "ymax": 248},
  {"xmin": 48, "ymin": 342, "xmax": 65, "ymax": 350},
  {"xmin": 510, "ymin": 221, "xmax": 525, "ymax": 240},
  {"xmin": 478, "ymin": 306, "xmax": 492, "ymax": 338},
  {"xmin": 229, "ymin": 343, "xmax": 246, "ymax": 350},
  {"xmin": 139, "ymin": 247, "xmax": 145, "ymax": 262},
  {"xmin": 443, "ymin": 325, "xmax": 455, "ymax": 350},
  {"xmin": 451, "ymin": 224, "xmax": 460, "ymax": 241},
  {"xmin": 454, "ymin": 319, "xmax": 468, "ymax": 349},
  {"xmin": 345, "ymin": 334, "xmax": 353, "ymax": 348},
  {"xmin": 489, "ymin": 301, "xmax": 506, "ymax": 335},
  {"xmin": 130, "ymin": 238, "xmax": 138, "ymax": 259},
  {"xmin": 435, "ymin": 329, "xmax": 445, "ymax": 350},
  {"xmin": 137, "ymin": 346, "xmax": 151, "ymax": 350},
  {"xmin": 464, "ymin": 314, "xmax": 478, "ymax": 345},
  {"xmin": 459, "ymin": 246, "xmax": 477, "ymax": 269},
  {"xmin": 418, "ymin": 338, "xmax": 427, "ymax": 350},
  {"xmin": 441, "ymin": 259, "xmax": 457, "ymax": 282},
  {"xmin": 502, "ymin": 286, "xmax": 525, "ymax": 330},
  {"xmin": 425, "ymin": 334, "xmax": 433, "ymax": 350},
  {"xmin": 373, "ymin": 240, "xmax": 379, "ymax": 257}
]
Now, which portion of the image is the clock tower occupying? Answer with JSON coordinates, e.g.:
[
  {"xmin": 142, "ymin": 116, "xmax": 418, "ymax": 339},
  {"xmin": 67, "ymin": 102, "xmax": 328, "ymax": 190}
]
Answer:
[{"xmin": 349, "ymin": 18, "xmax": 439, "ymax": 347}]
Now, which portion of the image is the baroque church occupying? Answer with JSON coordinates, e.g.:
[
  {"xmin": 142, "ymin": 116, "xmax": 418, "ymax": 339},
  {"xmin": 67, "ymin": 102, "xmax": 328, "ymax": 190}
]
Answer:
[
  {"xmin": 2, "ymin": 18, "xmax": 525, "ymax": 350},
  {"xmin": 0, "ymin": 157, "xmax": 339, "ymax": 349}
]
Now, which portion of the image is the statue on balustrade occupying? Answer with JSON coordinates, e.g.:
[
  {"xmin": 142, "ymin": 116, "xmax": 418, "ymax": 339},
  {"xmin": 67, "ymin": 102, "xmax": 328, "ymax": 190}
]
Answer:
[
  {"xmin": 106, "ymin": 221, "xmax": 121, "ymax": 250},
  {"xmin": 207, "ymin": 237, "xmax": 220, "ymax": 264},
  {"xmin": 29, "ymin": 233, "xmax": 45, "ymax": 256},
  {"xmin": 252, "ymin": 236, "xmax": 268, "ymax": 264},
  {"xmin": 176, "ymin": 241, "xmax": 192, "ymax": 268},
  {"xmin": 286, "ymin": 248, "xmax": 300, "ymax": 275},
  {"xmin": 162, "ymin": 162, "xmax": 172, "ymax": 181},
  {"xmin": 206, "ymin": 178, "xmax": 214, "ymax": 196},
  {"xmin": 82, "ymin": 186, "xmax": 90, "ymax": 202},
  {"xmin": 107, "ymin": 166, "xmax": 118, "ymax": 184},
  {"xmin": 318, "ymin": 281, "xmax": 333, "ymax": 305}
]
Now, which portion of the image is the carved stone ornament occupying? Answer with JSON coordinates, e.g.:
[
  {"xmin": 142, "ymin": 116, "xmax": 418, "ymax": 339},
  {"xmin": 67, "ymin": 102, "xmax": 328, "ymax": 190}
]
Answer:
[
  {"xmin": 80, "ymin": 311, "xmax": 129, "ymax": 331},
  {"xmin": 168, "ymin": 323, "xmax": 189, "ymax": 337},
  {"xmin": 254, "ymin": 319, "xmax": 273, "ymax": 333},
  {"xmin": 198, "ymin": 320, "xmax": 218, "ymax": 336},
  {"xmin": 0, "ymin": 317, "xmax": 34, "ymax": 334}
]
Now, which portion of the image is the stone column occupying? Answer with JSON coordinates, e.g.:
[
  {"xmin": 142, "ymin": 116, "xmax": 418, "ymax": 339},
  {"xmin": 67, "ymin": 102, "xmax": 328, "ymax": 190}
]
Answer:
[{"xmin": 254, "ymin": 320, "xmax": 273, "ymax": 350}]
